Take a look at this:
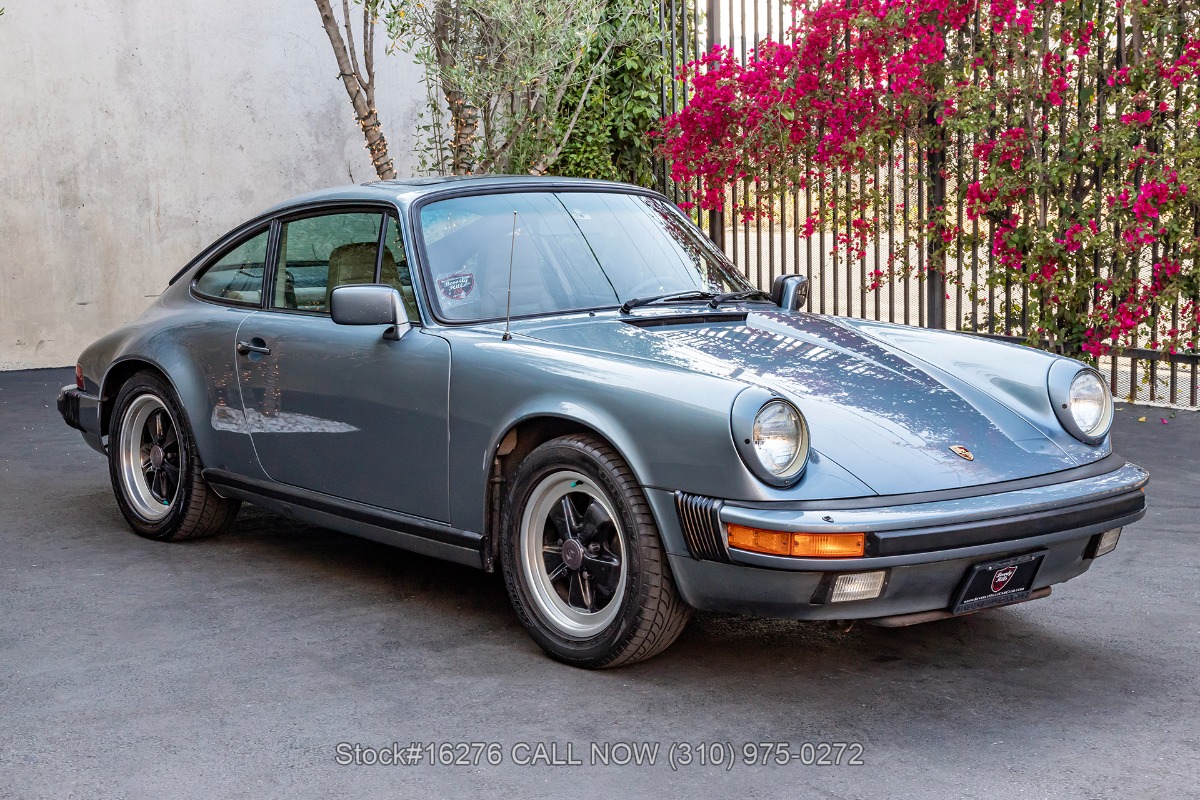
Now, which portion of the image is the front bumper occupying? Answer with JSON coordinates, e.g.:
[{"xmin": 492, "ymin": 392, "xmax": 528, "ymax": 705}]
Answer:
[
  {"xmin": 57, "ymin": 385, "xmax": 105, "ymax": 454},
  {"xmin": 649, "ymin": 459, "xmax": 1148, "ymax": 623}
]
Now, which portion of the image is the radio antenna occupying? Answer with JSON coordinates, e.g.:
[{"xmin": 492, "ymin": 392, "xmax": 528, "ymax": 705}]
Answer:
[{"xmin": 502, "ymin": 211, "xmax": 517, "ymax": 341}]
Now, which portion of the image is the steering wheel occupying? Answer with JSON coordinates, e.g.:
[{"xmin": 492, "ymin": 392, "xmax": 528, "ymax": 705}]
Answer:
[{"xmin": 626, "ymin": 275, "xmax": 695, "ymax": 298}]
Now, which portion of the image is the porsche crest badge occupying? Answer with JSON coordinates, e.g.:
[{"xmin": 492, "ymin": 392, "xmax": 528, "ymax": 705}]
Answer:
[{"xmin": 949, "ymin": 445, "xmax": 974, "ymax": 461}]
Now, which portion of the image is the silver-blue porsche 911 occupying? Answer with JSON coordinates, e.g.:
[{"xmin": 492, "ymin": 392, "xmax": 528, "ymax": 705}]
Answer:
[{"xmin": 58, "ymin": 176, "xmax": 1147, "ymax": 668}]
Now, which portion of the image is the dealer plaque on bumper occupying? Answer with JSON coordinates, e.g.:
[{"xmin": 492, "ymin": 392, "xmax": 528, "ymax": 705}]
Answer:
[{"xmin": 951, "ymin": 551, "xmax": 1046, "ymax": 615}]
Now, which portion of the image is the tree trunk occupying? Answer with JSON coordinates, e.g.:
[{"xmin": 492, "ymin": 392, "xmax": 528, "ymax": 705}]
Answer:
[
  {"xmin": 432, "ymin": 1, "xmax": 478, "ymax": 174},
  {"xmin": 315, "ymin": 0, "xmax": 396, "ymax": 180},
  {"xmin": 445, "ymin": 91, "xmax": 479, "ymax": 174}
]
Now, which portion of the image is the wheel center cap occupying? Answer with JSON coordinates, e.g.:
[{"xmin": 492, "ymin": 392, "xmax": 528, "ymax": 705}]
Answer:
[
  {"xmin": 561, "ymin": 538, "xmax": 584, "ymax": 570},
  {"xmin": 150, "ymin": 445, "xmax": 164, "ymax": 469}
]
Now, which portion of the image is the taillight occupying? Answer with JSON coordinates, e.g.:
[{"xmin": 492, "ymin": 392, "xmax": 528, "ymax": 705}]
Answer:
[{"xmin": 75, "ymin": 364, "xmax": 84, "ymax": 390}]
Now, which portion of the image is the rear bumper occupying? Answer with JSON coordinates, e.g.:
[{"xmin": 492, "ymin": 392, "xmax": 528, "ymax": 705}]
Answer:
[
  {"xmin": 649, "ymin": 460, "xmax": 1148, "ymax": 622},
  {"xmin": 57, "ymin": 385, "xmax": 105, "ymax": 454}
]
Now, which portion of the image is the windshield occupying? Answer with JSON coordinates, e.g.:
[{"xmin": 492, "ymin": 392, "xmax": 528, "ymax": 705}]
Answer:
[{"xmin": 417, "ymin": 191, "xmax": 753, "ymax": 322}]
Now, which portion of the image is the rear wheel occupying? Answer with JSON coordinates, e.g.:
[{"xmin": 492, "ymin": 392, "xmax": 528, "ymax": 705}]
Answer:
[
  {"xmin": 108, "ymin": 372, "xmax": 239, "ymax": 541},
  {"xmin": 501, "ymin": 434, "xmax": 691, "ymax": 668}
]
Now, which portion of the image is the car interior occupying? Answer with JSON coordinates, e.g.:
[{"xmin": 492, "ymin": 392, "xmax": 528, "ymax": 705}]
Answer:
[{"xmin": 423, "ymin": 210, "xmax": 619, "ymax": 321}]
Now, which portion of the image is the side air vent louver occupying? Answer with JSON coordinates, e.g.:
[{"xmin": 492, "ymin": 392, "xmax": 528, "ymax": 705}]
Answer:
[{"xmin": 674, "ymin": 491, "xmax": 730, "ymax": 562}]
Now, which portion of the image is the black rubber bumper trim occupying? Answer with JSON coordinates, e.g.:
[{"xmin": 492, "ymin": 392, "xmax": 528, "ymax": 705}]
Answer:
[
  {"xmin": 869, "ymin": 489, "xmax": 1145, "ymax": 557},
  {"xmin": 57, "ymin": 386, "xmax": 86, "ymax": 431}
]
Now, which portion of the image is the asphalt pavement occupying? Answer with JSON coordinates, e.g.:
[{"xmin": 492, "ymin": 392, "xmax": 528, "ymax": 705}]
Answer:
[{"xmin": 2, "ymin": 367, "xmax": 1197, "ymax": 799}]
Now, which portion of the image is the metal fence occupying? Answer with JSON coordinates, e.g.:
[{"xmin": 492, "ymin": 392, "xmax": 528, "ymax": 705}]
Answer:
[{"xmin": 655, "ymin": 0, "xmax": 1200, "ymax": 411}]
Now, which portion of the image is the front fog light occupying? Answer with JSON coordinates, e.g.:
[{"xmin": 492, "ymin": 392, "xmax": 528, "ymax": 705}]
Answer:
[
  {"xmin": 1093, "ymin": 527, "xmax": 1122, "ymax": 557},
  {"xmin": 830, "ymin": 571, "xmax": 887, "ymax": 603}
]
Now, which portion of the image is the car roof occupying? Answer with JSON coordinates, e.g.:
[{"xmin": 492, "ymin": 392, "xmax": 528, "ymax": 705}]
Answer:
[
  {"xmin": 263, "ymin": 175, "xmax": 654, "ymax": 214},
  {"xmin": 170, "ymin": 176, "xmax": 664, "ymax": 287}
]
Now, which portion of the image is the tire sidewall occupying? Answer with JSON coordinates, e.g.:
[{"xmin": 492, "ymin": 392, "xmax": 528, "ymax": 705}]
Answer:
[
  {"xmin": 501, "ymin": 438, "xmax": 648, "ymax": 665},
  {"xmin": 108, "ymin": 373, "xmax": 197, "ymax": 540}
]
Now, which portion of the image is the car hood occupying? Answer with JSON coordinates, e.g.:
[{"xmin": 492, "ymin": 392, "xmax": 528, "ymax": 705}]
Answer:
[{"xmin": 510, "ymin": 308, "xmax": 1088, "ymax": 495}]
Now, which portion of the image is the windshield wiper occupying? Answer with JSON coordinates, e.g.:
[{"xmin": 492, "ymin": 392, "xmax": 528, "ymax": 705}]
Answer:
[
  {"xmin": 707, "ymin": 289, "xmax": 772, "ymax": 308},
  {"xmin": 619, "ymin": 290, "xmax": 718, "ymax": 314}
]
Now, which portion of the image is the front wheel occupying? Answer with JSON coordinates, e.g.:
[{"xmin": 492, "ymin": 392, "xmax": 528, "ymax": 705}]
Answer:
[
  {"xmin": 501, "ymin": 434, "xmax": 691, "ymax": 668},
  {"xmin": 108, "ymin": 372, "xmax": 239, "ymax": 541}
]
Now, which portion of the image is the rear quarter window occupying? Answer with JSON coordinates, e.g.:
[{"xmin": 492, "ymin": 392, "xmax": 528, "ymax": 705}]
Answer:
[{"xmin": 193, "ymin": 228, "xmax": 270, "ymax": 305}]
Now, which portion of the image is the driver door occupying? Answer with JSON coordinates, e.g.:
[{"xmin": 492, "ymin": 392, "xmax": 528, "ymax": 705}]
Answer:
[{"xmin": 234, "ymin": 209, "xmax": 450, "ymax": 522}]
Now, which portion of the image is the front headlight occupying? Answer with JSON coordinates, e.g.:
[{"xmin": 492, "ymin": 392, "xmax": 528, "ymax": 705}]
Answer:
[
  {"xmin": 732, "ymin": 391, "xmax": 810, "ymax": 486},
  {"xmin": 753, "ymin": 401, "xmax": 805, "ymax": 477},
  {"xmin": 1048, "ymin": 361, "xmax": 1113, "ymax": 444},
  {"xmin": 1069, "ymin": 370, "xmax": 1110, "ymax": 436}
]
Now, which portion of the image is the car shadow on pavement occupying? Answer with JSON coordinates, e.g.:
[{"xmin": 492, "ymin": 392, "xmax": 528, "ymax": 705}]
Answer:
[{"xmin": 211, "ymin": 502, "xmax": 1161, "ymax": 756}]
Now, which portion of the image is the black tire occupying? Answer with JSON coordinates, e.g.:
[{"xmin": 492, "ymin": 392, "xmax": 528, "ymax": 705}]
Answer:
[
  {"xmin": 107, "ymin": 371, "xmax": 239, "ymax": 541},
  {"xmin": 500, "ymin": 434, "xmax": 692, "ymax": 668}
]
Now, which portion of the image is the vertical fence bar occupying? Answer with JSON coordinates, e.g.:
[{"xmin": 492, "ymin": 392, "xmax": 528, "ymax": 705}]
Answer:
[
  {"xmin": 1113, "ymin": 5, "xmax": 1127, "ymax": 396},
  {"xmin": 705, "ymin": 0, "xmax": 724, "ymax": 249},
  {"xmin": 925, "ymin": 109, "xmax": 945, "ymax": 329},
  {"xmin": 752, "ymin": 0, "xmax": 764, "ymax": 289},
  {"xmin": 847, "ymin": 171, "xmax": 856, "ymax": 318},
  {"xmin": 955, "ymin": 116, "xmax": 964, "ymax": 330},
  {"xmin": 739, "ymin": 0, "xmax": 749, "ymax": 281},
  {"xmin": 887, "ymin": 137, "xmax": 896, "ymax": 323},
  {"xmin": 917, "ymin": 143, "xmax": 925, "ymax": 327},
  {"xmin": 970, "ymin": 128, "xmax": 979, "ymax": 332},
  {"xmin": 819, "ymin": 168, "xmax": 827, "ymax": 314},
  {"xmin": 668, "ymin": 0, "xmax": 680, "ymax": 204},
  {"xmin": 806, "ymin": 150, "xmax": 814, "ymax": 300},
  {"xmin": 728, "ymin": 0, "xmax": 739, "ymax": 270},
  {"xmin": 902, "ymin": 136, "xmax": 910, "ymax": 326},
  {"xmin": 832, "ymin": 173, "xmax": 840, "ymax": 317},
  {"xmin": 657, "ymin": 1, "xmax": 670, "ymax": 196},
  {"xmin": 765, "ymin": 0, "xmax": 777, "ymax": 288}
]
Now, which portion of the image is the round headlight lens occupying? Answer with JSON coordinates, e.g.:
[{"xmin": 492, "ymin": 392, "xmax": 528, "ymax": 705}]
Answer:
[
  {"xmin": 1069, "ymin": 370, "xmax": 1110, "ymax": 436},
  {"xmin": 752, "ymin": 401, "xmax": 805, "ymax": 476}
]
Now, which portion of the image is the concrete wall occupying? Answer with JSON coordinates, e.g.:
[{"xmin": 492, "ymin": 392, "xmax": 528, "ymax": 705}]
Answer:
[{"xmin": 0, "ymin": 1, "xmax": 426, "ymax": 370}]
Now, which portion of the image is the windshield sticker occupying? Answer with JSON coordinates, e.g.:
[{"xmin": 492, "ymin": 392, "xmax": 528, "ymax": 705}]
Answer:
[{"xmin": 436, "ymin": 271, "xmax": 475, "ymax": 305}]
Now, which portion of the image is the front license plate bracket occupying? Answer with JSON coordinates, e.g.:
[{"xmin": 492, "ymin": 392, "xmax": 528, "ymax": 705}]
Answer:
[{"xmin": 950, "ymin": 550, "xmax": 1046, "ymax": 615}]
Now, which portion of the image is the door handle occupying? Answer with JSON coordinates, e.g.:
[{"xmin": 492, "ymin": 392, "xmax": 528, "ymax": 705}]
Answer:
[{"xmin": 236, "ymin": 339, "xmax": 271, "ymax": 356}]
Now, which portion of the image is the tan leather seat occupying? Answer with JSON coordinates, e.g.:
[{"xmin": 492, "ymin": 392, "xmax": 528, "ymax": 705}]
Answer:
[
  {"xmin": 324, "ymin": 242, "xmax": 381, "ymax": 310},
  {"xmin": 324, "ymin": 241, "xmax": 419, "ymax": 321}
]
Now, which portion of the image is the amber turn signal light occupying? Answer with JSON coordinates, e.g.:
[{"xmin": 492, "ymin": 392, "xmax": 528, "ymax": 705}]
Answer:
[{"xmin": 726, "ymin": 525, "xmax": 865, "ymax": 558}]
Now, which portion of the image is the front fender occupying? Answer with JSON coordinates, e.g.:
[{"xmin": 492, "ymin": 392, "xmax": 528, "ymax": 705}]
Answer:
[{"xmin": 444, "ymin": 330, "xmax": 874, "ymax": 535}]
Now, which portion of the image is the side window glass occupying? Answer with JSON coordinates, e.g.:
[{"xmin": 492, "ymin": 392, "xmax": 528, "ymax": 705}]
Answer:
[
  {"xmin": 380, "ymin": 216, "xmax": 417, "ymax": 321},
  {"xmin": 271, "ymin": 212, "xmax": 383, "ymax": 313},
  {"xmin": 193, "ymin": 228, "xmax": 269, "ymax": 305}
]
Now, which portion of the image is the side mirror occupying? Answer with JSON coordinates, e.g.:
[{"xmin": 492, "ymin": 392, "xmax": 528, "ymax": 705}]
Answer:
[
  {"xmin": 771, "ymin": 274, "xmax": 810, "ymax": 312},
  {"xmin": 330, "ymin": 284, "xmax": 410, "ymax": 341}
]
